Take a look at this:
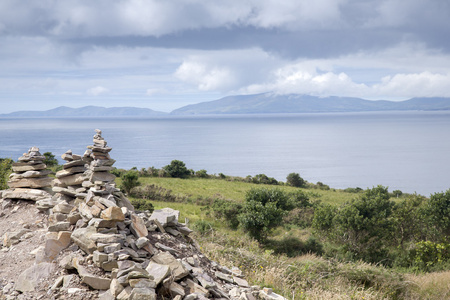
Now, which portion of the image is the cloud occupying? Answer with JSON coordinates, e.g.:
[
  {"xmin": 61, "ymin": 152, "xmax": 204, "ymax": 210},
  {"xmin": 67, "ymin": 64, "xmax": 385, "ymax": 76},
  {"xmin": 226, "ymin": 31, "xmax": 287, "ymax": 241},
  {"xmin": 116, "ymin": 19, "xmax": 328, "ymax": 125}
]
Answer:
[
  {"xmin": 87, "ymin": 86, "xmax": 109, "ymax": 96},
  {"xmin": 374, "ymin": 72, "xmax": 450, "ymax": 98}
]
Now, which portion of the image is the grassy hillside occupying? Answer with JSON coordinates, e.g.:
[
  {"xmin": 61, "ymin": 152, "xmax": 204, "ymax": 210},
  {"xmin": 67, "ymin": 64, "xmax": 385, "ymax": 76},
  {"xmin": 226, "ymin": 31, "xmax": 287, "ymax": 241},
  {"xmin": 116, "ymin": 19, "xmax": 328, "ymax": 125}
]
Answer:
[
  {"xmin": 115, "ymin": 174, "xmax": 450, "ymax": 299},
  {"xmin": 118, "ymin": 176, "xmax": 359, "ymax": 205}
]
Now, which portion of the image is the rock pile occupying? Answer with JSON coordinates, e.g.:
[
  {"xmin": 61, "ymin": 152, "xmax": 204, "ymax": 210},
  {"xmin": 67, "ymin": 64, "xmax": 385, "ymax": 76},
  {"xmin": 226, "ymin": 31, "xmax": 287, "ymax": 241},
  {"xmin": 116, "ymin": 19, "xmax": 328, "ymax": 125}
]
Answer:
[
  {"xmin": 1, "ymin": 130, "xmax": 287, "ymax": 300},
  {"xmin": 2, "ymin": 147, "xmax": 52, "ymax": 202}
]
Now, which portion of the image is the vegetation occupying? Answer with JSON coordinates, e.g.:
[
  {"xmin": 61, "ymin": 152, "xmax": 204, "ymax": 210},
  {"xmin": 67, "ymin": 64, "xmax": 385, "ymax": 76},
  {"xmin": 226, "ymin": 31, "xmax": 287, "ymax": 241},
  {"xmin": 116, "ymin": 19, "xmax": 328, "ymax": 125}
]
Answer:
[
  {"xmin": 115, "ymin": 160, "xmax": 450, "ymax": 299},
  {"xmin": 0, "ymin": 158, "xmax": 13, "ymax": 190},
  {"xmin": 163, "ymin": 159, "xmax": 191, "ymax": 178},
  {"xmin": 120, "ymin": 170, "xmax": 140, "ymax": 194},
  {"xmin": 286, "ymin": 172, "xmax": 306, "ymax": 187},
  {"xmin": 43, "ymin": 151, "xmax": 58, "ymax": 167}
]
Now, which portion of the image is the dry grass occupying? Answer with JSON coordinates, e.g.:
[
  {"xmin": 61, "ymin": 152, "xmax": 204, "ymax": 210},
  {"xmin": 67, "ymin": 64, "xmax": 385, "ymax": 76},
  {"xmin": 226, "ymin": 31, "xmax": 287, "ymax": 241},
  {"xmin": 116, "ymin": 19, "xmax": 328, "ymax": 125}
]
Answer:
[
  {"xmin": 406, "ymin": 271, "xmax": 450, "ymax": 299},
  {"xmin": 195, "ymin": 231, "xmax": 410, "ymax": 300}
]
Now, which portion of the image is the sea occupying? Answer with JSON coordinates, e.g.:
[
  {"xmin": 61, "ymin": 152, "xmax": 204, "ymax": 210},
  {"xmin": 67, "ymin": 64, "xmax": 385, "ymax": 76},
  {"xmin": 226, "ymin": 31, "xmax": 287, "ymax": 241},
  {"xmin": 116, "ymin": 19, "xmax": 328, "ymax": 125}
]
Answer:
[{"xmin": 0, "ymin": 111, "xmax": 449, "ymax": 196}]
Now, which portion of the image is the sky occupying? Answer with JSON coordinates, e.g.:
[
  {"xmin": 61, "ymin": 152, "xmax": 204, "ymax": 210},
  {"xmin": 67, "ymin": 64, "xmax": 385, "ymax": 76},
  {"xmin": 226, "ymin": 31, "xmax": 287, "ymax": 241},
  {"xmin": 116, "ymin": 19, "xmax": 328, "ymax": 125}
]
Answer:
[{"xmin": 1, "ymin": 0, "xmax": 450, "ymax": 113}]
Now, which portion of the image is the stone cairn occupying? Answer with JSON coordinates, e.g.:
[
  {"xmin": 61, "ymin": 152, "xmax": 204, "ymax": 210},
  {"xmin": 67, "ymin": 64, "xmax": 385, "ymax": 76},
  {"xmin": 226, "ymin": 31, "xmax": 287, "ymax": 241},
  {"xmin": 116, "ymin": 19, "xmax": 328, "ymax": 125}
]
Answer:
[
  {"xmin": 2, "ymin": 147, "xmax": 53, "ymax": 202},
  {"xmin": 1, "ymin": 130, "xmax": 285, "ymax": 300}
]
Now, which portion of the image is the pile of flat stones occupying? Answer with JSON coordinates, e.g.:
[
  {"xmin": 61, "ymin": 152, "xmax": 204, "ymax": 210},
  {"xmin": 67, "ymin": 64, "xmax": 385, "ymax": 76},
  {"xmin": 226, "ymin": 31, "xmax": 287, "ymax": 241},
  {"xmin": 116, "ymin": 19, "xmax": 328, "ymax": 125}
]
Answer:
[
  {"xmin": 2, "ymin": 147, "xmax": 53, "ymax": 202},
  {"xmin": 1, "ymin": 130, "xmax": 286, "ymax": 300}
]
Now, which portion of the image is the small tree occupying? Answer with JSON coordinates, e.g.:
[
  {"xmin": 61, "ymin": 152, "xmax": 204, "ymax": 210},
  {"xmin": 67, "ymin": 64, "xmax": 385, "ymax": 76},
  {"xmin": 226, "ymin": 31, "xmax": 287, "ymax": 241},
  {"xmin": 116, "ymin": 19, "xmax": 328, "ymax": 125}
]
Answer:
[
  {"xmin": 43, "ymin": 152, "xmax": 58, "ymax": 167},
  {"xmin": 426, "ymin": 189, "xmax": 450, "ymax": 239},
  {"xmin": 121, "ymin": 170, "xmax": 140, "ymax": 194},
  {"xmin": 286, "ymin": 172, "xmax": 306, "ymax": 187},
  {"xmin": 164, "ymin": 160, "xmax": 190, "ymax": 178}
]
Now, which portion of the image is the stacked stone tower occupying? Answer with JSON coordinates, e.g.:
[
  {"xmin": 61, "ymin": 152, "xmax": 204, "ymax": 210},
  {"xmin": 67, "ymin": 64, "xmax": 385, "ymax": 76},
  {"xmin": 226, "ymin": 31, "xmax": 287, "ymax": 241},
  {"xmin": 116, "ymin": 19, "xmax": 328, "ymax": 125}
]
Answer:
[{"xmin": 2, "ymin": 147, "xmax": 52, "ymax": 202}]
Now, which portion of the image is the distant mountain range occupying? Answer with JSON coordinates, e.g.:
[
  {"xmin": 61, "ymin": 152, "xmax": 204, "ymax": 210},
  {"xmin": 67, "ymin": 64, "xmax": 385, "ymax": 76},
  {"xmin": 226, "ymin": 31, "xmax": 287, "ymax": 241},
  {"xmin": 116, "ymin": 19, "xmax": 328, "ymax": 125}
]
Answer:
[
  {"xmin": 171, "ymin": 93, "xmax": 450, "ymax": 114},
  {"xmin": 1, "ymin": 94, "xmax": 450, "ymax": 117},
  {"xmin": 0, "ymin": 106, "xmax": 167, "ymax": 118}
]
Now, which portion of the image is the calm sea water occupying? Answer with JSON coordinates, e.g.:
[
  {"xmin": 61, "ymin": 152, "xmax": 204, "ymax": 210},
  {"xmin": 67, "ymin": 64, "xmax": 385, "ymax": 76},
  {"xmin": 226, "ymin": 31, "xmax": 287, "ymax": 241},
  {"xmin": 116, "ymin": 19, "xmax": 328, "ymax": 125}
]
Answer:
[{"xmin": 0, "ymin": 111, "xmax": 449, "ymax": 196}]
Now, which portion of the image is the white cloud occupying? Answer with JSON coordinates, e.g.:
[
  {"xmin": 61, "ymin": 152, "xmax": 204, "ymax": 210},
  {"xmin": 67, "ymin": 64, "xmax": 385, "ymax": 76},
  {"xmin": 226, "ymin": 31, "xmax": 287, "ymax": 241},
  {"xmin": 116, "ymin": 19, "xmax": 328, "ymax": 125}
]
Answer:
[
  {"xmin": 373, "ymin": 72, "xmax": 450, "ymax": 98},
  {"xmin": 87, "ymin": 86, "xmax": 109, "ymax": 96}
]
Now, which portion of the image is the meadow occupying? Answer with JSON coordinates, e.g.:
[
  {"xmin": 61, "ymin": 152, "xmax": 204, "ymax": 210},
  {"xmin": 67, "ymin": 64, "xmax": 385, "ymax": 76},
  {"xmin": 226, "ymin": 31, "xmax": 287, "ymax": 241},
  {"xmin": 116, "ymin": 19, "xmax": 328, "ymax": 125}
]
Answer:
[{"xmin": 115, "ymin": 169, "xmax": 450, "ymax": 300}]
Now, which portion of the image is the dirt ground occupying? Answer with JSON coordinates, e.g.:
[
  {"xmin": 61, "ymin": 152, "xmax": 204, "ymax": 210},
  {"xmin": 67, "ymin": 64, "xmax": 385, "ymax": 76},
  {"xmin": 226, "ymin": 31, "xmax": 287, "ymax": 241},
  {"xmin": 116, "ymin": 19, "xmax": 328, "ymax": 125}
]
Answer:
[{"xmin": 0, "ymin": 198, "xmax": 99, "ymax": 299}]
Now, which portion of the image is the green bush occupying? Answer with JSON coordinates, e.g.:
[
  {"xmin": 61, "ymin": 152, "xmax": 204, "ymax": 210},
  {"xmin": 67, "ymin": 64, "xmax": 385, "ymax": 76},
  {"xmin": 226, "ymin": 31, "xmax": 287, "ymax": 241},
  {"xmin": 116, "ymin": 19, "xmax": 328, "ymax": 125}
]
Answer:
[
  {"xmin": 0, "ymin": 158, "xmax": 13, "ymax": 190},
  {"xmin": 211, "ymin": 198, "xmax": 243, "ymax": 229},
  {"xmin": 425, "ymin": 189, "xmax": 450, "ymax": 239},
  {"xmin": 130, "ymin": 198, "xmax": 154, "ymax": 212},
  {"xmin": 163, "ymin": 160, "xmax": 191, "ymax": 178},
  {"xmin": 120, "ymin": 170, "xmax": 140, "ymax": 194},
  {"xmin": 130, "ymin": 184, "xmax": 185, "ymax": 202},
  {"xmin": 195, "ymin": 169, "xmax": 208, "ymax": 178},
  {"xmin": 286, "ymin": 172, "xmax": 306, "ymax": 187}
]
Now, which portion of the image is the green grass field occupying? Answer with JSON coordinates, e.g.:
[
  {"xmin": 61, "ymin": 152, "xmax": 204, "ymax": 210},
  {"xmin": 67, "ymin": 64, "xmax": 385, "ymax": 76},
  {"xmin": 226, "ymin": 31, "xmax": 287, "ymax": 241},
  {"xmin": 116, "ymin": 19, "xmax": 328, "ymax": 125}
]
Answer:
[{"xmin": 123, "ymin": 176, "xmax": 359, "ymax": 205}]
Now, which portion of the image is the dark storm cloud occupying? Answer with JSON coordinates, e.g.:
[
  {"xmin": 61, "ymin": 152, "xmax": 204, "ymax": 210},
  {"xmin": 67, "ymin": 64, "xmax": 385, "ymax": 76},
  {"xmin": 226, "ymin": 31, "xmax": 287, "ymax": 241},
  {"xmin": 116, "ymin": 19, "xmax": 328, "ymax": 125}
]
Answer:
[{"xmin": 2, "ymin": 0, "xmax": 449, "ymax": 58}]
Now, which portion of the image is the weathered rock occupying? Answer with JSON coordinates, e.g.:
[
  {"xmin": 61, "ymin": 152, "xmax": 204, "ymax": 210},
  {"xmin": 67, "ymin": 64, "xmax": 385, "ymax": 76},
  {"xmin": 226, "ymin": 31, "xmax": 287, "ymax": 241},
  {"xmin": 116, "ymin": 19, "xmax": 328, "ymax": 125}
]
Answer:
[
  {"xmin": 8, "ymin": 177, "xmax": 53, "ymax": 188},
  {"xmin": 185, "ymin": 278, "xmax": 210, "ymax": 297},
  {"xmin": 48, "ymin": 221, "xmax": 71, "ymax": 232},
  {"xmin": 151, "ymin": 252, "xmax": 189, "ymax": 281},
  {"xmin": 234, "ymin": 276, "xmax": 250, "ymax": 288},
  {"xmin": 145, "ymin": 261, "xmax": 170, "ymax": 285},
  {"xmin": 129, "ymin": 287, "xmax": 157, "ymax": 300},
  {"xmin": 71, "ymin": 227, "xmax": 97, "ymax": 254},
  {"xmin": 130, "ymin": 214, "xmax": 148, "ymax": 238},
  {"xmin": 11, "ymin": 163, "xmax": 46, "ymax": 172},
  {"xmin": 129, "ymin": 278, "xmax": 156, "ymax": 289},
  {"xmin": 9, "ymin": 170, "xmax": 52, "ymax": 179},
  {"xmin": 135, "ymin": 237, "xmax": 150, "ymax": 249},
  {"xmin": 259, "ymin": 289, "xmax": 288, "ymax": 300},
  {"xmin": 15, "ymin": 262, "xmax": 56, "ymax": 292},
  {"xmin": 101, "ymin": 206, "xmax": 125, "ymax": 222},
  {"xmin": 52, "ymin": 202, "xmax": 75, "ymax": 214},
  {"xmin": 2, "ymin": 188, "xmax": 52, "ymax": 201},
  {"xmin": 38, "ymin": 231, "xmax": 72, "ymax": 262},
  {"xmin": 117, "ymin": 286, "xmax": 133, "ymax": 300},
  {"xmin": 55, "ymin": 166, "xmax": 86, "ymax": 178},
  {"xmin": 149, "ymin": 208, "xmax": 179, "ymax": 227},
  {"xmin": 53, "ymin": 173, "xmax": 86, "ymax": 187},
  {"xmin": 73, "ymin": 256, "xmax": 111, "ymax": 290},
  {"xmin": 89, "ymin": 171, "xmax": 116, "ymax": 183}
]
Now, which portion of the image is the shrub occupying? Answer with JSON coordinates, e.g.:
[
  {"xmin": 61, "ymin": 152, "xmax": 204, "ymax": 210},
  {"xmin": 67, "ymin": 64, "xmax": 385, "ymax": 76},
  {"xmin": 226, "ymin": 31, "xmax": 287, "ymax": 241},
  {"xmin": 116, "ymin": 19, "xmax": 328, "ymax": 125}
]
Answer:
[
  {"xmin": 130, "ymin": 184, "xmax": 185, "ymax": 202},
  {"xmin": 131, "ymin": 198, "xmax": 154, "ymax": 212},
  {"xmin": 238, "ymin": 188, "xmax": 292, "ymax": 241},
  {"xmin": 194, "ymin": 220, "xmax": 214, "ymax": 235},
  {"xmin": 392, "ymin": 189, "xmax": 403, "ymax": 198},
  {"xmin": 425, "ymin": 189, "xmax": 450, "ymax": 239},
  {"xmin": 344, "ymin": 187, "xmax": 363, "ymax": 193},
  {"xmin": 0, "ymin": 158, "xmax": 13, "ymax": 190},
  {"xmin": 163, "ymin": 160, "xmax": 191, "ymax": 178},
  {"xmin": 211, "ymin": 198, "xmax": 243, "ymax": 229},
  {"xmin": 252, "ymin": 174, "xmax": 278, "ymax": 185},
  {"xmin": 120, "ymin": 170, "xmax": 140, "ymax": 194},
  {"xmin": 283, "ymin": 207, "xmax": 315, "ymax": 228},
  {"xmin": 111, "ymin": 168, "xmax": 126, "ymax": 177},
  {"xmin": 195, "ymin": 169, "xmax": 208, "ymax": 178},
  {"xmin": 286, "ymin": 172, "xmax": 306, "ymax": 187}
]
